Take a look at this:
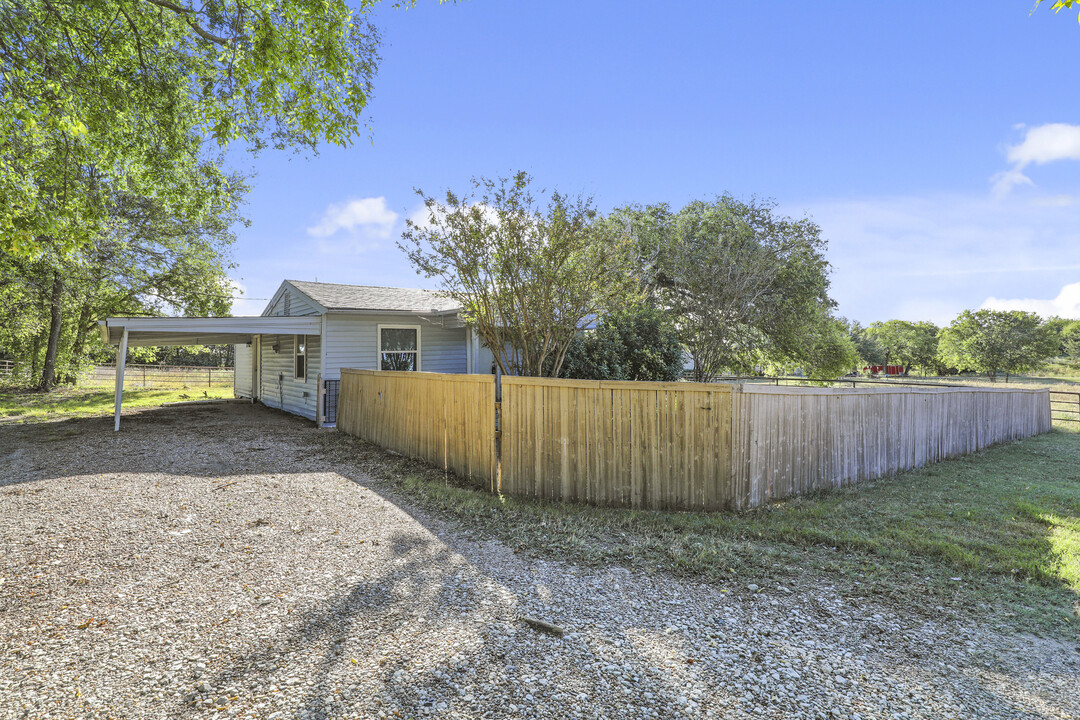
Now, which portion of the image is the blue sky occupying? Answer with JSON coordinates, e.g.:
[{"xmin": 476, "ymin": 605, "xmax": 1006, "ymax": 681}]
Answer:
[{"xmin": 226, "ymin": 1, "xmax": 1080, "ymax": 325}]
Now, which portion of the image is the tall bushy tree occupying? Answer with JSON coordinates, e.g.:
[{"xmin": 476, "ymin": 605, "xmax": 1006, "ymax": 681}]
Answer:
[
  {"xmin": 798, "ymin": 315, "xmax": 861, "ymax": 380},
  {"xmin": 1, "ymin": 0, "xmax": 380, "ymax": 258},
  {"xmin": 865, "ymin": 319, "xmax": 940, "ymax": 375},
  {"xmin": 937, "ymin": 310, "xmax": 1058, "ymax": 381},
  {"xmin": 617, "ymin": 197, "xmax": 836, "ymax": 382},
  {"xmin": 560, "ymin": 304, "xmax": 684, "ymax": 381},
  {"xmin": 843, "ymin": 318, "xmax": 886, "ymax": 367},
  {"xmin": 399, "ymin": 172, "xmax": 638, "ymax": 377},
  {"xmin": 1061, "ymin": 321, "xmax": 1080, "ymax": 362},
  {"xmin": 0, "ymin": 160, "xmax": 245, "ymax": 388},
  {"xmin": 3, "ymin": 0, "xmax": 382, "ymax": 387}
]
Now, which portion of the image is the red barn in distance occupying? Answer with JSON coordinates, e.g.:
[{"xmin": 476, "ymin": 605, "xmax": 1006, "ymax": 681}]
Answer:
[{"xmin": 864, "ymin": 364, "xmax": 905, "ymax": 376}]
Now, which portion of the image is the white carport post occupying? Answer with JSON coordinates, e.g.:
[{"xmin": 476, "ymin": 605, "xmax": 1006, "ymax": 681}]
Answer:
[{"xmin": 113, "ymin": 328, "xmax": 129, "ymax": 431}]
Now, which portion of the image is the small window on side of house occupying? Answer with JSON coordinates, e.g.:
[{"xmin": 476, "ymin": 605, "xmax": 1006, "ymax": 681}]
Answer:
[
  {"xmin": 295, "ymin": 335, "xmax": 307, "ymax": 380},
  {"xmin": 284, "ymin": 295, "xmax": 291, "ymax": 316},
  {"xmin": 378, "ymin": 326, "xmax": 420, "ymax": 371}
]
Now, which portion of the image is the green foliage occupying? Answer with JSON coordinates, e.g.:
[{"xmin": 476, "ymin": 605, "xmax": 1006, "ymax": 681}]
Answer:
[
  {"xmin": 0, "ymin": 164, "xmax": 245, "ymax": 387},
  {"xmin": 1, "ymin": 0, "xmax": 381, "ymax": 258},
  {"xmin": 617, "ymin": 197, "xmax": 836, "ymax": 382},
  {"xmin": 400, "ymin": 172, "xmax": 639, "ymax": 377},
  {"xmin": 1044, "ymin": 315, "xmax": 1074, "ymax": 356},
  {"xmin": 1062, "ymin": 321, "xmax": 1080, "ymax": 361},
  {"xmin": 560, "ymin": 304, "xmax": 684, "ymax": 381},
  {"xmin": 865, "ymin": 319, "xmax": 941, "ymax": 374},
  {"xmin": 937, "ymin": 310, "xmax": 1059, "ymax": 380},
  {"xmin": 844, "ymin": 319, "xmax": 886, "ymax": 366},
  {"xmin": 798, "ymin": 316, "xmax": 861, "ymax": 379}
]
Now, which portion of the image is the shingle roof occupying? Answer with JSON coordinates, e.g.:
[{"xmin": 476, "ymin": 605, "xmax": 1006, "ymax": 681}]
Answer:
[{"xmin": 287, "ymin": 280, "xmax": 460, "ymax": 313}]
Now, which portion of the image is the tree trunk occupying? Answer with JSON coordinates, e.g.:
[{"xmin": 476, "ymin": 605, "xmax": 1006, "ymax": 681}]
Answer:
[
  {"xmin": 38, "ymin": 273, "xmax": 64, "ymax": 391},
  {"xmin": 65, "ymin": 302, "xmax": 94, "ymax": 383}
]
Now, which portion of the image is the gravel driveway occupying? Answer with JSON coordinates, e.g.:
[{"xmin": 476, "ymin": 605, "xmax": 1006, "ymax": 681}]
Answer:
[{"xmin": 2, "ymin": 403, "xmax": 1077, "ymax": 720}]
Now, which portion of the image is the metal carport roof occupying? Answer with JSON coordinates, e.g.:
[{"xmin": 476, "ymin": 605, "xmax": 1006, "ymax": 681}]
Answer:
[
  {"xmin": 98, "ymin": 316, "xmax": 323, "ymax": 431},
  {"xmin": 99, "ymin": 315, "xmax": 321, "ymax": 347}
]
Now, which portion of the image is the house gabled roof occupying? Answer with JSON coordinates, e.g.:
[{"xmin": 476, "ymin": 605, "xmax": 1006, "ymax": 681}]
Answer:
[{"xmin": 285, "ymin": 280, "xmax": 461, "ymax": 314}]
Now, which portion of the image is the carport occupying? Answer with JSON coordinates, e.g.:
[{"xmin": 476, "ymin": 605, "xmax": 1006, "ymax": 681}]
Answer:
[{"xmin": 99, "ymin": 316, "xmax": 322, "ymax": 431}]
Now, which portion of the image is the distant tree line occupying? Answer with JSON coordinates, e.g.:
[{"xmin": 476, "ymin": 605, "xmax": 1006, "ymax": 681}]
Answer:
[{"xmin": 841, "ymin": 311, "xmax": 1071, "ymax": 382}]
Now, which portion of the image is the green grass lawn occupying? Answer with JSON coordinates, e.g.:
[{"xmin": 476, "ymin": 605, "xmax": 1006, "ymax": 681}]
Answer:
[
  {"xmin": 0, "ymin": 385, "xmax": 232, "ymax": 423},
  {"xmin": 349, "ymin": 427, "xmax": 1080, "ymax": 639}
]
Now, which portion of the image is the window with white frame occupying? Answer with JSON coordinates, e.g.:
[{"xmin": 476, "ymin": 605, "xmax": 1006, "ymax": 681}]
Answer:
[
  {"xmin": 378, "ymin": 325, "xmax": 420, "ymax": 371},
  {"xmin": 294, "ymin": 334, "xmax": 307, "ymax": 380}
]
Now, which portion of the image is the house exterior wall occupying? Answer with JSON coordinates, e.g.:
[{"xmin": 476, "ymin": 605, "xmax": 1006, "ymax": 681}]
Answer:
[
  {"xmin": 234, "ymin": 342, "xmax": 253, "ymax": 398},
  {"xmin": 322, "ymin": 313, "xmax": 467, "ymax": 379},
  {"xmin": 257, "ymin": 333, "xmax": 322, "ymax": 421},
  {"xmin": 263, "ymin": 283, "xmax": 321, "ymax": 318}
]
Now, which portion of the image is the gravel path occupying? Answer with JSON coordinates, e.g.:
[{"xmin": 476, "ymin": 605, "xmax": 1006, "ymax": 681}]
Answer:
[{"xmin": 2, "ymin": 403, "xmax": 1077, "ymax": 720}]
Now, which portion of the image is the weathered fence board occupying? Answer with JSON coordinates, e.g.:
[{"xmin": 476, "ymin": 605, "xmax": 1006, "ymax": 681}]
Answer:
[
  {"xmin": 337, "ymin": 371, "xmax": 1050, "ymax": 512},
  {"xmin": 500, "ymin": 377, "xmax": 735, "ymax": 510},
  {"xmin": 732, "ymin": 385, "xmax": 1050, "ymax": 508},
  {"xmin": 337, "ymin": 369, "xmax": 496, "ymax": 489}
]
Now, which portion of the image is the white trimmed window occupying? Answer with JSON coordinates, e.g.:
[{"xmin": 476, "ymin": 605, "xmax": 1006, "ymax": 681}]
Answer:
[
  {"xmin": 378, "ymin": 325, "xmax": 420, "ymax": 371},
  {"xmin": 294, "ymin": 334, "xmax": 307, "ymax": 380}
]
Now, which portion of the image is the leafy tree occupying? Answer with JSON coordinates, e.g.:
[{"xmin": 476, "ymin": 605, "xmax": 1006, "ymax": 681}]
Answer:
[
  {"xmin": 797, "ymin": 316, "xmax": 861, "ymax": 380},
  {"xmin": 865, "ymin": 319, "xmax": 940, "ymax": 375},
  {"xmin": 618, "ymin": 197, "xmax": 835, "ymax": 382},
  {"xmin": 560, "ymin": 304, "xmax": 684, "ymax": 381},
  {"xmin": 0, "ymin": 162, "xmax": 245, "ymax": 388},
  {"xmin": 399, "ymin": 172, "xmax": 638, "ymax": 377},
  {"xmin": 1043, "ymin": 315, "xmax": 1072, "ymax": 356},
  {"xmin": 1060, "ymin": 320, "xmax": 1080, "ymax": 361},
  {"xmin": 937, "ymin": 310, "xmax": 1058, "ymax": 381},
  {"xmin": 843, "ymin": 319, "xmax": 886, "ymax": 367},
  {"xmin": 1, "ymin": 0, "xmax": 380, "ymax": 258}
]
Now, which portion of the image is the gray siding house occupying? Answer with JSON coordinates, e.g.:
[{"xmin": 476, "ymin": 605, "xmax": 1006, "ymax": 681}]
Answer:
[
  {"xmin": 236, "ymin": 280, "xmax": 487, "ymax": 423},
  {"xmin": 101, "ymin": 280, "xmax": 491, "ymax": 430}
]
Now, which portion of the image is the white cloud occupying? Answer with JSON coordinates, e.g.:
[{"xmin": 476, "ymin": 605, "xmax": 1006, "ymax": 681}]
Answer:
[
  {"xmin": 786, "ymin": 192, "xmax": 1080, "ymax": 325},
  {"xmin": 306, "ymin": 196, "xmax": 398, "ymax": 239},
  {"xmin": 981, "ymin": 282, "xmax": 1080, "ymax": 319},
  {"xmin": 991, "ymin": 123, "xmax": 1080, "ymax": 196},
  {"xmin": 990, "ymin": 168, "xmax": 1034, "ymax": 197},
  {"xmin": 1006, "ymin": 123, "xmax": 1080, "ymax": 167}
]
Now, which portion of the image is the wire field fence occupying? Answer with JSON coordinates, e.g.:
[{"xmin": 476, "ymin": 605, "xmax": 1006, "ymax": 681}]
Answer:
[
  {"xmin": 83, "ymin": 364, "xmax": 235, "ymax": 390},
  {"xmin": 337, "ymin": 371, "xmax": 1051, "ymax": 512}
]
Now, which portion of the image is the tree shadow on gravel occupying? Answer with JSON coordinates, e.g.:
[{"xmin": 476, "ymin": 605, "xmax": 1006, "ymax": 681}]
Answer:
[
  {"xmin": 3, "ymin": 402, "xmax": 1076, "ymax": 720},
  {"xmin": 191, "ymin": 527, "xmax": 499, "ymax": 719}
]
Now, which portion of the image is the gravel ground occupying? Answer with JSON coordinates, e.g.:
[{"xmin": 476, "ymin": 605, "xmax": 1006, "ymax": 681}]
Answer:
[{"xmin": 1, "ymin": 403, "xmax": 1078, "ymax": 720}]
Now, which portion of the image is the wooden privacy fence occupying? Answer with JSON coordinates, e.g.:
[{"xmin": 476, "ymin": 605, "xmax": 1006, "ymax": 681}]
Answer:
[
  {"xmin": 337, "ymin": 369, "xmax": 497, "ymax": 489},
  {"xmin": 500, "ymin": 377, "xmax": 736, "ymax": 509},
  {"xmin": 733, "ymin": 384, "xmax": 1050, "ymax": 509},
  {"xmin": 337, "ymin": 371, "xmax": 1050, "ymax": 511}
]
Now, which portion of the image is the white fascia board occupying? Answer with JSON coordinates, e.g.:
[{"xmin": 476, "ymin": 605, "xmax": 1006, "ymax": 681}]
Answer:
[
  {"xmin": 99, "ymin": 316, "xmax": 322, "ymax": 346},
  {"xmin": 323, "ymin": 308, "xmax": 462, "ymax": 317}
]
